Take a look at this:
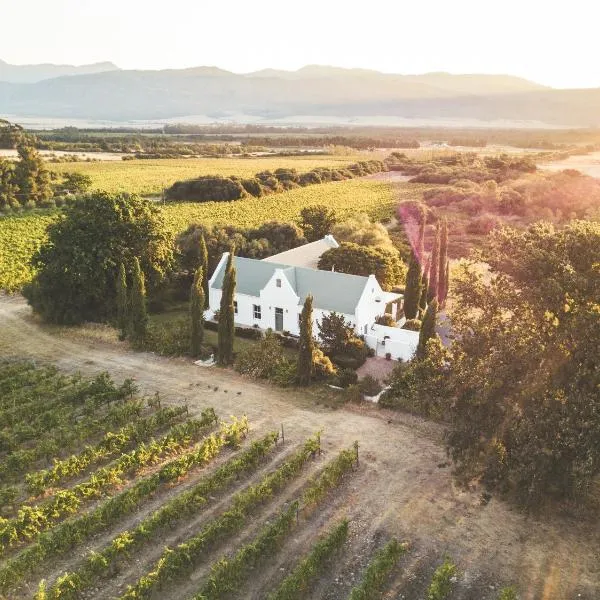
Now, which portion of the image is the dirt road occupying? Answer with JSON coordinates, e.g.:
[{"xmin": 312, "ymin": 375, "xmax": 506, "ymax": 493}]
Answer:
[{"xmin": 0, "ymin": 295, "xmax": 598, "ymax": 599}]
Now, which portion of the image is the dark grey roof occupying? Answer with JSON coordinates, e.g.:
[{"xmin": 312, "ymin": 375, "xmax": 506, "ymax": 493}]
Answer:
[{"xmin": 211, "ymin": 255, "xmax": 370, "ymax": 315}]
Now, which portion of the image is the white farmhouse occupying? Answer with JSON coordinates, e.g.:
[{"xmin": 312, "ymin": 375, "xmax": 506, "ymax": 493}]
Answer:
[{"xmin": 207, "ymin": 237, "xmax": 419, "ymax": 361}]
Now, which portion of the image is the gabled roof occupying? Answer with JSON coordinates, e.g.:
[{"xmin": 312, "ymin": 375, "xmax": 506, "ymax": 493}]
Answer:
[
  {"xmin": 210, "ymin": 255, "xmax": 373, "ymax": 315},
  {"xmin": 263, "ymin": 235, "xmax": 339, "ymax": 269}
]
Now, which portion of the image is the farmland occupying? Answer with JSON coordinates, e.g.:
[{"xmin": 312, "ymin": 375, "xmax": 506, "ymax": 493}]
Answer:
[
  {"xmin": 0, "ymin": 179, "xmax": 420, "ymax": 292},
  {"xmin": 49, "ymin": 155, "xmax": 369, "ymax": 196},
  {"xmin": 0, "ymin": 295, "xmax": 598, "ymax": 599},
  {"xmin": 0, "ymin": 358, "xmax": 380, "ymax": 600}
]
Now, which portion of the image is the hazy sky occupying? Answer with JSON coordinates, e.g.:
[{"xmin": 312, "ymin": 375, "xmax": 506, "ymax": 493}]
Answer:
[{"xmin": 2, "ymin": 0, "xmax": 598, "ymax": 88}]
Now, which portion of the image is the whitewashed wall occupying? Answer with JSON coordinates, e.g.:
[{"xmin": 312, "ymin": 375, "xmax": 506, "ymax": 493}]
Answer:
[
  {"xmin": 355, "ymin": 275, "xmax": 393, "ymax": 336},
  {"xmin": 365, "ymin": 324, "xmax": 419, "ymax": 361}
]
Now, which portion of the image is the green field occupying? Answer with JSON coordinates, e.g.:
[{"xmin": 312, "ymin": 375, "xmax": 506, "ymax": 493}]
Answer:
[
  {"xmin": 161, "ymin": 179, "xmax": 416, "ymax": 232},
  {"xmin": 50, "ymin": 155, "xmax": 367, "ymax": 196},
  {"xmin": 0, "ymin": 212, "xmax": 57, "ymax": 292},
  {"xmin": 0, "ymin": 178, "xmax": 422, "ymax": 292}
]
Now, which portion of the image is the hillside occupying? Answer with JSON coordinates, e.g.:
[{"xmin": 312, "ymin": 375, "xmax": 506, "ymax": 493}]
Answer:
[
  {"xmin": 2, "ymin": 64, "xmax": 598, "ymax": 126},
  {"xmin": 0, "ymin": 59, "xmax": 119, "ymax": 83}
]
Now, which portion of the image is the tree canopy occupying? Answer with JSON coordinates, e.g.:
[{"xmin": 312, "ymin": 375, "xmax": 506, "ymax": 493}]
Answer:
[
  {"xmin": 318, "ymin": 242, "xmax": 406, "ymax": 291},
  {"xmin": 299, "ymin": 205, "xmax": 338, "ymax": 242},
  {"xmin": 177, "ymin": 221, "xmax": 306, "ymax": 276},
  {"xmin": 447, "ymin": 221, "xmax": 600, "ymax": 505},
  {"xmin": 24, "ymin": 192, "xmax": 174, "ymax": 324}
]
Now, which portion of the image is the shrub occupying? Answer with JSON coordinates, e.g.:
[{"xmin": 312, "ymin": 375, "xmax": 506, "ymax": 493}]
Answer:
[
  {"xmin": 240, "ymin": 177, "xmax": 265, "ymax": 197},
  {"xmin": 375, "ymin": 314, "xmax": 396, "ymax": 327},
  {"xmin": 234, "ymin": 325, "xmax": 263, "ymax": 340},
  {"xmin": 143, "ymin": 317, "xmax": 190, "ymax": 356},
  {"xmin": 39, "ymin": 198, "xmax": 56, "ymax": 209},
  {"xmin": 358, "ymin": 375, "xmax": 382, "ymax": 396},
  {"xmin": 379, "ymin": 337, "xmax": 449, "ymax": 419},
  {"xmin": 427, "ymin": 557, "xmax": 457, "ymax": 600},
  {"xmin": 337, "ymin": 368, "xmax": 358, "ymax": 388},
  {"xmin": 313, "ymin": 347, "xmax": 337, "ymax": 380},
  {"xmin": 466, "ymin": 213, "xmax": 501, "ymax": 235},
  {"xmin": 235, "ymin": 329, "xmax": 283, "ymax": 379},
  {"xmin": 271, "ymin": 360, "xmax": 297, "ymax": 387},
  {"xmin": 166, "ymin": 175, "xmax": 247, "ymax": 202},
  {"xmin": 403, "ymin": 318, "xmax": 422, "ymax": 331},
  {"xmin": 331, "ymin": 354, "xmax": 364, "ymax": 370},
  {"xmin": 344, "ymin": 384, "xmax": 363, "ymax": 403}
]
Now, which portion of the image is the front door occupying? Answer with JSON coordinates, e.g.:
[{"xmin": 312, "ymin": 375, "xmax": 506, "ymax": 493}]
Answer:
[{"xmin": 275, "ymin": 307, "xmax": 284, "ymax": 331}]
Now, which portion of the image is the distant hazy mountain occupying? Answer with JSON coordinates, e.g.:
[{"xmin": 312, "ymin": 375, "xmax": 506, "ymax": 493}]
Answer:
[
  {"xmin": 0, "ymin": 59, "xmax": 119, "ymax": 83},
  {"xmin": 0, "ymin": 64, "xmax": 598, "ymax": 127}
]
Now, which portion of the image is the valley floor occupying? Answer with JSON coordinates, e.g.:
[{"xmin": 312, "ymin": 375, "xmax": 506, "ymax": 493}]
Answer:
[{"xmin": 0, "ymin": 294, "xmax": 598, "ymax": 599}]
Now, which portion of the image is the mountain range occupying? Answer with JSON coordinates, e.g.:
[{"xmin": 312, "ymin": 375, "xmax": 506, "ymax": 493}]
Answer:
[
  {"xmin": 0, "ymin": 59, "xmax": 119, "ymax": 84},
  {"xmin": 1, "ymin": 61, "xmax": 599, "ymax": 127}
]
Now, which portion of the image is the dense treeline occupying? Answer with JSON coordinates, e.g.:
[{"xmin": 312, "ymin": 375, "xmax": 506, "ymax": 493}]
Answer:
[
  {"xmin": 165, "ymin": 160, "xmax": 387, "ymax": 202},
  {"xmin": 243, "ymin": 135, "xmax": 420, "ymax": 149},
  {"xmin": 388, "ymin": 151, "xmax": 537, "ymax": 184},
  {"xmin": 177, "ymin": 221, "xmax": 306, "ymax": 275}
]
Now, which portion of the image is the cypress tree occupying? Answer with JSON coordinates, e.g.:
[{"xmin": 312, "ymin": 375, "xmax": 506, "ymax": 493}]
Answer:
[
  {"xmin": 419, "ymin": 258, "xmax": 429, "ymax": 316},
  {"xmin": 417, "ymin": 208, "xmax": 426, "ymax": 262},
  {"xmin": 129, "ymin": 257, "xmax": 148, "ymax": 346},
  {"xmin": 217, "ymin": 250, "xmax": 236, "ymax": 365},
  {"xmin": 296, "ymin": 294, "xmax": 315, "ymax": 386},
  {"xmin": 416, "ymin": 298, "xmax": 438, "ymax": 360},
  {"xmin": 443, "ymin": 259, "xmax": 450, "ymax": 305},
  {"xmin": 403, "ymin": 252, "xmax": 422, "ymax": 320},
  {"xmin": 198, "ymin": 233, "xmax": 209, "ymax": 300},
  {"xmin": 116, "ymin": 262, "xmax": 128, "ymax": 340},
  {"xmin": 427, "ymin": 223, "xmax": 440, "ymax": 303},
  {"xmin": 437, "ymin": 219, "xmax": 448, "ymax": 305},
  {"xmin": 190, "ymin": 266, "xmax": 205, "ymax": 357}
]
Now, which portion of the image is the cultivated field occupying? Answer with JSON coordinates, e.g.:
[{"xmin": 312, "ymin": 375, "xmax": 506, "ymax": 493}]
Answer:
[
  {"xmin": 49, "ymin": 155, "xmax": 368, "ymax": 196},
  {"xmin": 0, "ymin": 295, "xmax": 598, "ymax": 600},
  {"xmin": 0, "ymin": 179, "xmax": 421, "ymax": 292}
]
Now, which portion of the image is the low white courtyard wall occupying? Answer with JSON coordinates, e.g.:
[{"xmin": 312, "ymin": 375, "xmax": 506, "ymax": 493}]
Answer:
[{"xmin": 365, "ymin": 324, "xmax": 418, "ymax": 361}]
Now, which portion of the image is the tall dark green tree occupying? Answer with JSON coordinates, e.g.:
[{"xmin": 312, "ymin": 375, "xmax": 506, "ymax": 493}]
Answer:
[
  {"xmin": 0, "ymin": 160, "xmax": 17, "ymax": 209},
  {"xmin": 24, "ymin": 192, "xmax": 174, "ymax": 324},
  {"xmin": 419, "ymin": 259, "xmax": 430, "ymax": 316},
  {"xmin": 296, "ymin": 294, "xmax": 315, "ymax": 385},
  {"xmin": 427, "ymin": 224, "xmax": 441, "ymax": 303},
  {"xmin": 129, "ymin": 257, "xmax": 148, "ymax": 345},
  {"xmin": 198, "ymin": 233, "xmax": 209, "ymax": 299},
  {"xmin": 442, "ymin": 260, "xmax": 450, "ymax": 305},
  {"xmin": 403, "ymin": 253, "xmax": 422, "ymax": 320},
  {"xmin": 417, "ymin": 206, "xmax": 426, "ymax": 262},
  {"xmin": 116, "ymin": 262, "xmax": 128, "ymax": 340},
  {"xmin": 416, "ymin": 299, "xmax": 437, "ymax": 360},
  {"xmin": 437, "ymin": 219, "xmax": 449, "ymax": 305},
  {"xmin": 217, "ymin": 250, "xmax": 236, "ymax": 365},
  {"xmin": 190, "ymin": 266, "xmax": 205, "ymax": 357},
  {"xmin": 13, "ymin": 145, "xmax": 51, "ymax": 205}
]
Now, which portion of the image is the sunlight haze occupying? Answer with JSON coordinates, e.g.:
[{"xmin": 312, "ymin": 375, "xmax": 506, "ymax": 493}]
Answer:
[{"xmin": 2, "ymin": 0, "xmax": 599, "ymax": 88}]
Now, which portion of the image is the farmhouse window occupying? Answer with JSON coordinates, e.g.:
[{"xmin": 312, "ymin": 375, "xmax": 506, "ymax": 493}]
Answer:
[
  {"xmin": 233, "ymin": 301, "xmax": 238, "ymax": 314},
  {"xmin": 253, "ymin": 304, "xmax": 261, "ymax": 319},
  {"xmin": 276, "ymin": 278, "xmax": 282, "ymax": 288}
]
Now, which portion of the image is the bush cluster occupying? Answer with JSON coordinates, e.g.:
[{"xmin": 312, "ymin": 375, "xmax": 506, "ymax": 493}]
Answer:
[{"xmin": 164, "ymin": 160, "xmax": 387, "ymax": 203}]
